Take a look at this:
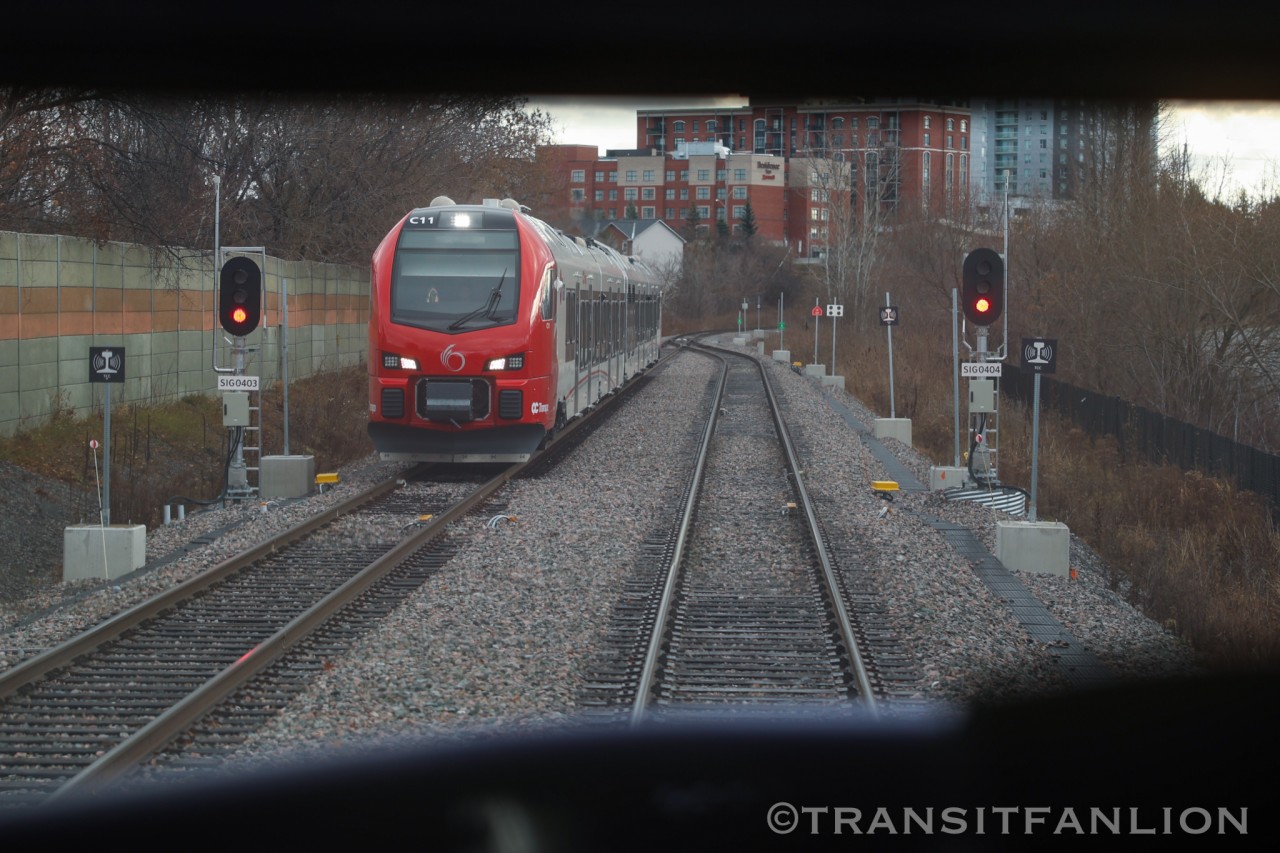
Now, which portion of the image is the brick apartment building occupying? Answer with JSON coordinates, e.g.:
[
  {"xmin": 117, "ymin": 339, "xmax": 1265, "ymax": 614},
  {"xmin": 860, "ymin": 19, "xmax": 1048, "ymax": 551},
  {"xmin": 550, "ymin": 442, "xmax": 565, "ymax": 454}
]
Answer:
[{"xmin": 535, "ymin": 98, "xmax": 972, "ymax": 260}]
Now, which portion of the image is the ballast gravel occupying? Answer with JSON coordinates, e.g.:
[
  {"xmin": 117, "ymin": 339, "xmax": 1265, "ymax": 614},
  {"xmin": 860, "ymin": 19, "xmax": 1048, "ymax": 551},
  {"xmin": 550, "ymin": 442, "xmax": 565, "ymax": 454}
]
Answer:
[{"xmin": 0, "ymin": 340, "xmax": 1201, "ymax": 771}]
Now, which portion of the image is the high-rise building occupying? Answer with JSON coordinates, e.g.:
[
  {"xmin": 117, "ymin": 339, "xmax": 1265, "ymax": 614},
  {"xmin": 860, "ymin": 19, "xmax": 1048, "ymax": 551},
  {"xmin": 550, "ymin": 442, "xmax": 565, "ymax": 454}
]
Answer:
[{"xmin": 536, "ymin": 98, "xmax": 972, "ymax": 259}]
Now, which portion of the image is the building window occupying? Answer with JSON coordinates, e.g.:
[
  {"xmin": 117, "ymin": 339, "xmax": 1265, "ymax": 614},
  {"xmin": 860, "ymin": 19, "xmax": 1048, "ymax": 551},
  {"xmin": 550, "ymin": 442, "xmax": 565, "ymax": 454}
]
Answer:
[
  {"xmin": 571, "ymin": 170, "xmax": 585, "ymax": 182},
  {"xmin": 693, "ymin": 120, "xmax": 700, "ymax": 131},
  {"xmin": 675, "ymin": 137, "xmax": 685, "ymax": 148},
  {"xmin": 609, "ymin": 189, "xmax": 617, "ymax": 200},
  {"xmin": 624, "ymin": 187, "xmax": 638, "ymax": 200},
  {"xmin": 625, "ymin": 170, "xmax": 637, "ymax": 181},
  {"xmin": 642, "ymin": 187, "xmax": 655, "ymax": 200},
  {"xmin": 594, "ymin": 171, "xmax": 604, "ymax": 182},
  {"xmin": 608, "ymin": 172, "xmax": 617, "ymax": 182},
  {"xmin": 717, "ymin": 169, "xmax": 726, "ymax": 181},
  {"xmin": 924, "ymin": 132, "xmax": 930, "ymax": 146},
  {"xmin": 867, "ymin": 117, "xmax": 879, "ymax": 129},
  {"xmin": 946, "ymin": 118, "xmax": 954, "ymax": 131},
  {"xmin": 733, "ymin": 205, "xmax": 745, "ymax": 219},
  {"xmin": 571, "ymin": 188, "xmax": 585, "ymax": 202},
  {"xmin": 674, "ymin": 120, "xmax": 685, "ymax": 132},
  {"xmin": 594, "ymin": 190, "xmax": 603, "ymax": 201},
  {"xmin": 665, "ymin": 208, "xmax": 674, "ymax": 219},
  {"xmin": 696, "ymin": 169, "xmax": 710, "ymax": 181},
  {"xmin": 666, "ymin": 170, "xmax": 675, "ymax": 181},
  {"xmin": 960, "ymin": 120, "xmax": 967, "ymax": 132},
  {"xmin": 680, "ymin": 188, "xmax": 688, "ymax": 200},
  {"xmin": 680, "ymin": 170, "xmax": 689, "ymax": 181},
  {"xmin": 733, "ymin": 186, "xmax": 747, "ymax": 199},
  {"xmin": 643, "ymin": 169, "xmax": 654, "ymax": 181},
  {"xmin": 707, "ymin": 120, "xmax": 717, "ymax": 132},
  {"xmin": 696, "ymin": 186, "xmax": 710, "ymax": 199},
  {"xmin": 642, "ymin": 206, "xmax": 656, "ymax": 218},
  {"xmin": 734, "ymin": 168, "xmax": 747, "ymax": 180},
  {"xmin": 924, "ymin": 115, "xmax": 931, "ymax": 129},
  {"xmin": 665, "ymin": 189, "xmax": 675, "ymax": 200},
  {"xmin": 697, "ymin": 205, "xmax": 710, "ymax": 219}
]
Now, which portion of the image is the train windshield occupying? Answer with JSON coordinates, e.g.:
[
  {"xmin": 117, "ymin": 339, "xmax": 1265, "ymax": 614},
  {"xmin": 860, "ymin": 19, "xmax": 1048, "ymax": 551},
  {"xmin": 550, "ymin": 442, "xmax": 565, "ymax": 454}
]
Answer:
[{"xmin": 390, "ymin": 228, "xmax": 520, "ymax": 332}]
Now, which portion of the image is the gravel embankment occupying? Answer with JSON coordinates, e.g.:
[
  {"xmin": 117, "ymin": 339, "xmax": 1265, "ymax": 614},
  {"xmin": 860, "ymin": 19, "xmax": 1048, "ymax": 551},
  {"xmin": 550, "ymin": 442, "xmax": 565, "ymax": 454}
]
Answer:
[{"xmin": 0, "ymin": 342, "xmax": 1201, "ymax": 769}]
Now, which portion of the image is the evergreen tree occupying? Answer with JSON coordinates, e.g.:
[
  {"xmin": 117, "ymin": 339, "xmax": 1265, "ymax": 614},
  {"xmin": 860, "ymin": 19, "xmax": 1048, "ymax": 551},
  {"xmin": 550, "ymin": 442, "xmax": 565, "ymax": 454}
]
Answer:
[{"xmin": 738, "ymin": 200, "xmax": 758, "ymax": 240}]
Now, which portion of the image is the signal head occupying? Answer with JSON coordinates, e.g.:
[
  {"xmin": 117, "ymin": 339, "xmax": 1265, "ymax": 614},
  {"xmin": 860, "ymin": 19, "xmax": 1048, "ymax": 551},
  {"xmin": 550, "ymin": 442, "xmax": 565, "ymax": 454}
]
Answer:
[
  {"xmin": 219, "ymin": 257, "xmax": 262, "ymax": 336},
  {"xmin": 962, "ymin": 248, "xmax": 1004, "ymax": 327}
]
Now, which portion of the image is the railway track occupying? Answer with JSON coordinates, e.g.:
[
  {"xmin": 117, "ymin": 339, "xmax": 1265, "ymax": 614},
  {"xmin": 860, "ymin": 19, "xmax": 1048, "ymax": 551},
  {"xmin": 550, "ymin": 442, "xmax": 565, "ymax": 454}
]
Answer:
[
  {"xmin": 580, "ymin": 341, "xmax": 881, "ymax": 721},
  {"xmin": 0, "ymin": 354, "xmax": 662, "ymax": 807}
]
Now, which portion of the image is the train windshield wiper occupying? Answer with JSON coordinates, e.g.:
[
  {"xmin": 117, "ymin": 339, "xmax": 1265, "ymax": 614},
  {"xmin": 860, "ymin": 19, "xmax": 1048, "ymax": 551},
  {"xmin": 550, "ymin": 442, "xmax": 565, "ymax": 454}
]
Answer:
[{"xmin": 448, "ymin": 269, "xmax": 507, "ymax": 330}]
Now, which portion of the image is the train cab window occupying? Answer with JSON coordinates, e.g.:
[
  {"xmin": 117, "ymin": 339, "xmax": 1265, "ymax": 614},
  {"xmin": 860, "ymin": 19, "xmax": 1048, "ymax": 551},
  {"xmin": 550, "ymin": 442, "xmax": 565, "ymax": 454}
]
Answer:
[{"xmin": 391, "ymin": 228, "xmax": 519, "ymax": 333}]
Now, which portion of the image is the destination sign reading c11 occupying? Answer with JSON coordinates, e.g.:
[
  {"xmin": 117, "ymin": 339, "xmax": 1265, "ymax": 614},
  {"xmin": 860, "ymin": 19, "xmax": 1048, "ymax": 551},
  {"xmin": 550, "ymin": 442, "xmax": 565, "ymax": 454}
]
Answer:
[{"xmin": 218, "ymin": 375, "xmax": 260, "ymax": 391}]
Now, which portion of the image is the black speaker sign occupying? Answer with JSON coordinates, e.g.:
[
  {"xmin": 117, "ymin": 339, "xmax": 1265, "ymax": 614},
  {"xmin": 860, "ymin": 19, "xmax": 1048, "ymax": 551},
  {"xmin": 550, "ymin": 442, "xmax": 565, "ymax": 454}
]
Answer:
[
  {"xmin": 89, "ymin": 347, "xmax": 126, "ymax": 383},
  {"xmin": 1021, "ymin": 338, "xmax": 1057, "ymax": 374}
]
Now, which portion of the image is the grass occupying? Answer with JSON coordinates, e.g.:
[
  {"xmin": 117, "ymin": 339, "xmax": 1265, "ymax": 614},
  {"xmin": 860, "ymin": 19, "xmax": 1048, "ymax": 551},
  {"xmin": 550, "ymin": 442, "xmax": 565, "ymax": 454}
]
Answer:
[
  {"xmin": 0, "ymin": 366, "xmax": 373, "ymax": 530},
  {"xmin": 828, "ymin": 325, "xmax": 1280, "ymax": 670}
]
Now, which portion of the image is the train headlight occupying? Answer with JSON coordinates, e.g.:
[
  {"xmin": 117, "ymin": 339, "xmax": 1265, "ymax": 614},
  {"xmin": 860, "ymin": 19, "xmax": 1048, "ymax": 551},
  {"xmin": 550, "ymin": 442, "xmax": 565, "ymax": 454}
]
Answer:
[
  {"xmin": 382, "ymin": 353, "xmax": 418, "ymax": 370},
  {"xmin": 486, "ymin": 353, "xmax": 525, "ymax": 371}
]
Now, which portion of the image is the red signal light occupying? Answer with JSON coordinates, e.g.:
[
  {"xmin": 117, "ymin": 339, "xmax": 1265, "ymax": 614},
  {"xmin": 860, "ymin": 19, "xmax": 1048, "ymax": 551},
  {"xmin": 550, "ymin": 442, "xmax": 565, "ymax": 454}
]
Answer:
[
  {"xmin": 231, "ymin": 306, "xmax": 248, "ymax": 324},
  {"xmin": 962, "ymin": 248, "xmax": 1004, "ymax": 327}
]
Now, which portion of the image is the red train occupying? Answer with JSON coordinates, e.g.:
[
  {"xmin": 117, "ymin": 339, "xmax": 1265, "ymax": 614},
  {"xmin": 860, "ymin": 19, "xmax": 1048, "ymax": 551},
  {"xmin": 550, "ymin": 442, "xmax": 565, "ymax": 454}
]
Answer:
[{"xmin": 368, "ymin": 197, "xmax": 663, "ymax": 462}]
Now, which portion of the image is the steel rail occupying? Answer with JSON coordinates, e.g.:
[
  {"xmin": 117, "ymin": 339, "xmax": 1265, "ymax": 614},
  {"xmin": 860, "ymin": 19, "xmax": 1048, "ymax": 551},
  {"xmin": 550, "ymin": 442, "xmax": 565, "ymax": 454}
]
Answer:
[
  {"xmin": 46, "ymin": 463, "xmax": 521, "ymax": 803},
  {"xmin": 630, "ymin": 341, "xmax": 878, "ymax": 722},
  {"xmin": 0, "ymin": 470, "xmax": 417, "ymax": 703},
  {"xmin": 629, "ymin": 347, "xmax": 727, "ymax": 727},
  {"xmin": 749, "ymin": 349, "xmax": 880, "ymax": 718},
  {"xmin": 38, "ymin": 346, "xmax": 678, "ymax": 802}
]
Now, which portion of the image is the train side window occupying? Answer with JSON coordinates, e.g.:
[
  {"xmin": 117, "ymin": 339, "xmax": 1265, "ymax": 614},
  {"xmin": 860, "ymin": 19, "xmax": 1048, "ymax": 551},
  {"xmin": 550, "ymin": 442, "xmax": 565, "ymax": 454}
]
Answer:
[{"xmin": 565, "ymin": 289, "xmax": 578, "ymax": 362}]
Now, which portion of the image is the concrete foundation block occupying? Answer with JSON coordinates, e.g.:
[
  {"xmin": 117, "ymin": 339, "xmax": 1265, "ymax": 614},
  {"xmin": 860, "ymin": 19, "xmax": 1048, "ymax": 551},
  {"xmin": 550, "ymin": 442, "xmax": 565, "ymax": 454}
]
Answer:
[
  {"xmin": 260, "ymin": 454, "xmax": 317, "ymax": 499},
  {"xmin": 820, "ymin": 375, "xmax": 845, "ymax": 390},
  {"xmin": 63, "ymin": 524, "xmax": 146, "ymax": 582},
  {"xmin": 873, "ymin": 417, "xmax": 912, "ymax": 447},
  {"xmin": 803, "ymin": 363, "xmax": 825, "ymax": 378},
  {"xmin": 732, "ymin": 336, "xmax": 747, "ymax": 345},
  {"xmin": 772, "ymin": 349, "xmax": 791, "ymax": 363},
  {"xmin": 929, "ymin": 465, "xmax": 969, "ymax": 490},
  {"xmin": 996, "ymin": 520, "xmax": 1071, "ymax": 576}
]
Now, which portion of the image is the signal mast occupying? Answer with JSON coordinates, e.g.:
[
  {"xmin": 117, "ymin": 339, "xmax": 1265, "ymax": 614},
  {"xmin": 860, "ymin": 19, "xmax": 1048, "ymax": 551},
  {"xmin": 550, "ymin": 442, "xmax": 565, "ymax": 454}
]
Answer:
[{"xmin": 960, "ymin": 247, "xmax": 1005, "ymax": 487}]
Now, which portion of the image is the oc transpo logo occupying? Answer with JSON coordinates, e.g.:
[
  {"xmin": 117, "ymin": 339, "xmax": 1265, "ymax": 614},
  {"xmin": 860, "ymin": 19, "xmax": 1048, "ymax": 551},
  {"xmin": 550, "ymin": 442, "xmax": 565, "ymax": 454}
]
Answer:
[{"xmin": 440, "ymin": 344, "xmax": 466, "ymax": 372}]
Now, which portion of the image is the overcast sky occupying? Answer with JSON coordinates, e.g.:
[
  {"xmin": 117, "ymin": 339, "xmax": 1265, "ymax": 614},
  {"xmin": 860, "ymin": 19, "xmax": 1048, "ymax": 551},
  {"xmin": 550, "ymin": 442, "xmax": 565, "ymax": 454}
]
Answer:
[{"xmin": 525, "ymin": 96, "xmax": 1280, "ymax": 201}]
